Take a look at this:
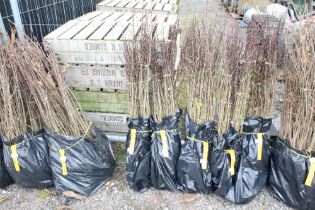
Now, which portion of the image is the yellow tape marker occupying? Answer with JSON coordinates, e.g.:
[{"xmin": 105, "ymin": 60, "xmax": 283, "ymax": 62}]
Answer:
[
  {"xmin": 305, "ymin": 158, "xmax": 315, "ymax": 187},
  {"xmin": 201, "ymin": 142, "xmax": 209, "ymax": 170},
  {"xmin": 128, "ymin": 129, "xmax": 137, "ymax": 155},
  {"xmin": 160, "ymin": 130, "xmax": 169, "ymax": 157},
  {"xmin": 256, "ymin": 133, "xmax": 263, "ymax": 161},
  {"xmin": 59, "ymin": 149, "xmax": 67, "ymax": 176},
  {"xmin": 227, "ymin": 149, "xmax": 236, "ymax": 176},
  {"xmin": 10, "ymin": 145, "xmax": 20, "ymax": 172}
]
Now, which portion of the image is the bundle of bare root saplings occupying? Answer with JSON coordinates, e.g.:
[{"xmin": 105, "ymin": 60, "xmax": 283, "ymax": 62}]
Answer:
[
  {"xmin": 176, "ymin": 20, "xmax": 232, "ymax": 194},
  {"xmin": 150, "ymin": 25, "xmax": 183, "ymax": 192},
  {"xmin": 0, "ymin": 35, "xmax": 115, "ymax": 196},
  {"xmin": 124, "ymin": 21, "xmax": 183, "ymax": 192},
  {"xmin": 174, "ymin": 18, "xmax": 280, "ymax": 203},
  {"xmin": 245, "ymin": 16, "xmax": 281, "ymax": 118},
  {"xmin": 123, "ymin": 16, "xmax": 289, "ymax": 203},
  {"xmin": 211, "ymin": 17, "xmax": 281, "ymax": 204},
  {"xmin": 267, "ymin": 22, "xmax": 315, "ymax": 210},
  {"xmin": 124, "ymin": 25, "xmax": 154, "ymax": 192}
]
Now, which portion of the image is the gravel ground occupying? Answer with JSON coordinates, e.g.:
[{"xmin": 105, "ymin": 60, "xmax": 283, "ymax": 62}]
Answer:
[
  {"xmin": 0, "ymin": 1, "xmax": 292, "ymax": 210},
  {"xmin": 0, "ymin": 147, "xmax": 291, "ymax": 210}
]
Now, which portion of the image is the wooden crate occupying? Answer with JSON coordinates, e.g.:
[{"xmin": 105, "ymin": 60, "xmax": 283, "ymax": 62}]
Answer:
[
  {"xmin": 44, "ymin": 12, "xmax": 178, "ymax": 65},
  {"xmin": 96, "ymin": 0, "xmax": 178, "ymax": 14},
  {"xmin": 63, "ymin": 64, "xmax": 127, "ymax": 91},
  {"xmin": 44, "ymin": 11, "xmax": 178, "ymax": 137},
  {"xmin": 82, "ymin": 112, "xmax": 128, "ymax": 133},
  {"xmin": 73, "ymin": 90, "xmax": 128, "ymax": 113}
]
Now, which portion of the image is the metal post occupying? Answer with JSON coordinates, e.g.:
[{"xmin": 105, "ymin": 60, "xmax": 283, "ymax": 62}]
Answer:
[
  {"xmin": 0, "ymin": 12, "xmax": 8, "ymax": 43},
  {"xmin": 9, "ymin": 0, "xmax": 24, "ymax": 40}
]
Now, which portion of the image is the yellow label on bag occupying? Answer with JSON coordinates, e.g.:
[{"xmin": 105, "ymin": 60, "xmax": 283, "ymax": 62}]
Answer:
[
  {"xmin": 160, "ymin": 130, "xmax": 169, "ymax": 157},
  {"xmin": 59, "ymin": 149, "xmax": 67, "ymax": 176},
  {"xmin": 201, "ymin": 142, "xmax": 209, "ymax": 170},
  {"xmin": 305, "ymin": 158, "xmax": 315, "ymax": 186},
  {"xmin": 128, "ymin": 129, "xmax": 137, "ymax": 155},
  {"xmin": 227, "ymin": 149, "xmax": 236, "ymax": 176},
  {"xmin": 10, "ymin": 145, "xmax": 20, "ymax": 172},
  {"xmin": 256, "ymin": 133, "xmax": 263, "ymax": 161}
]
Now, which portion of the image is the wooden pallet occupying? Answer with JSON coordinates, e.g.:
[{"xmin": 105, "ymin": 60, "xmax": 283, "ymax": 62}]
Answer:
[
  {"xmin": 45, "ymin": 11, "xmax": 178, "ymax": 137},
  {"xmin": 82, "ymin": 112, "xmax": 128, "ymax": 133},
  {"xmin": 44, "ymin": 12, "xmax": 178, "ymax": 65},
  {"xmin": 64, "ymin": 64, "xmax": 127, "ymax": 91},
  {"xmin": 73, "ymin": 90, "xmax": 128, "ymax": 113},
  {"xmin": 96, "ymin": 0, "xmax": 178, "ymax": 14}
]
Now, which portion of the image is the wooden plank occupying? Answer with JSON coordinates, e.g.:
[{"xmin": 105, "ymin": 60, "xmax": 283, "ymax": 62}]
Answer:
[
  {"xmin": 97, "ymin": 0, "xmax": 177, "ymax": 14},
  {"xmin": 78, "ymin": 11, "xmax": 102, "ymax": 20},
  {"xmin": 98, "ymin": 0, "xmax": 114, "ymax": 6},
  {"xmin": 116, "ymin": 0, "xmax": 130, "ymax": 7},
  {"xmin": 144, "ymin": 2, "xmax": 155, "ymax": 9},
  {"xmin": 134, "ymin": 1, "xmax": 146, "ymax": 9},
  {"xmin": 174, "ymin": 32, "xmax": 181, "ymax": 70},
  {"xmin": 83, "ymin": 112, "xmax": 128, "ymax": 123},
  {"xmin": 142, "ymin": 14, "xmax": 156, "ymax": 24},
  {"xmin": 155, "ymin": 22, "xmax": 168, "ymax": 40},
  {"xmin": 125, "ymin": 1, "xmax": 139, "ymax": 8},
  {"xmin": 87, "ymin": 13, "xmax": 124, "ymax": 40},
  {"xmin": 64, "ymin": 64, "xmax": 127, "ymax": 90},
  {"xmin": 105, "ymin": 12, "xmax": 124, "ymax": 21},
  {"xmin": 120, "ymin": 23, "xmax": 141, "ymax": 40},
  {"xmin": 106, "ymin": 132, "xmax": 127, "ymax": 142},
  {"xmin": 167, "ymin": 14, "xmax": 177, "ymax": 25},
  {"xmin": 163, "ymin": 4, "xmax": 172, "ymax": 11},
  {"xmin": 78, "ymin": 101, "xmax": 128, "ymax": 113},
  {"xmin": 46, "ymin": 39, "xmax": 124, "ymax": 52},
  {"xmin": 73, "ymin": 90, "xmax": 128, "ymax": 104},
  {"xmin": 73, "ymin": 21, "xmax": 104, "ymax": 40},
  {"xmin": 117, "ymin": 13, "xmax": 134, "ymax": 22},
  {"xmin": 44, "ymin": 20, "xmax": 78, "ymax": 39},
  {"xmin": 55, "ymin": 51, "xmax": 125, "ymax": 65},
  {"xmin": 163, "ymin": 3, "xmax": 174, "ymax": 12},
  {"xmin": 104, "ymin": 22, "xmax": 129, "ymax": 40},
  {"xmin": 82, "ymin": 112, "xmax": 128, "ymax": 133},
  {"xmin": 107, "ymin": 0, "xmax": 121, "ymax": 6},
  {"xmin": 91, "ymin": 12, "xmax": 112, "ymax": 22},
  {"xmin": 130, "ymin": 13, "xmax": 144, "ymax": 22},
  {"xmin": 58, "ymin": 21, "xmax": 91, "ymax": 39},
  {"xmin": 73, "ymin": 90, "xmax": 128, "ymax": 113},
  {"xmin": 88, "ymin": 22, "xmax": 116, "ymax": 40},
  {"xmin": 92, "ymin": 122, "xmax": 128, "ymax": 133},
  {"xmin": 156, "ymin": 14, "xmax": 167, "ymax": 23},
  {"xmin": 154, "ymin": 3, "xmax": 164, "ymax": 10}
]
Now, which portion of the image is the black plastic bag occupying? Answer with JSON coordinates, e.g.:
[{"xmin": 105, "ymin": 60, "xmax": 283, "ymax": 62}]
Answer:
[
  {"xmin": 267, "ymin": 138, "xmax": 315, "ymax": 210},
  {"xmin": 150, "ymin": 109, "xmax": 181, "ymax": 191},
  {"xmin": 210, "ymin": 126, "xmax": 243, "ymax": 197},
  {"xmin": 224, "ymin": 117, "xmax": 272, "ymax": 204},
  {"xmin": 1, "ymin": 129, "xmax": 53, "ymax": 188},
  {"xmin": 46, "ymin": 126, "xmax": 116, "ymax": 196},
  {"xmin": 0, "ymin": 140, "xmax": 14, "ymax": 188},
  {"xmin": 126, "ymin": 117, "xmax": 151, "ymax": 192},
  {"xmin": 177, "ymin": 112, "xmax": 218, "ymax": 194}
]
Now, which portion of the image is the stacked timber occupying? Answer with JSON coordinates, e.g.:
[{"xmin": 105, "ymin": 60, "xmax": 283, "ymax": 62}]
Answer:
[
  {"xmin": 96, "ymin": 0, "xmax": 178, "ymax": 14},
  {"xmin": 44, "ymin": 11, "xmax": 178, "ymax": 138}
]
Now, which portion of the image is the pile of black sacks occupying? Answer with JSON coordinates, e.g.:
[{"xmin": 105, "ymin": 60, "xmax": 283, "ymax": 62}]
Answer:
[
  {"xmin": 0, "ymin": 127, "xmax": 116, "ymax": 197},
  {"xmin": 126, "ymin": 110, "xmax": 314, "ymax": 210}
]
